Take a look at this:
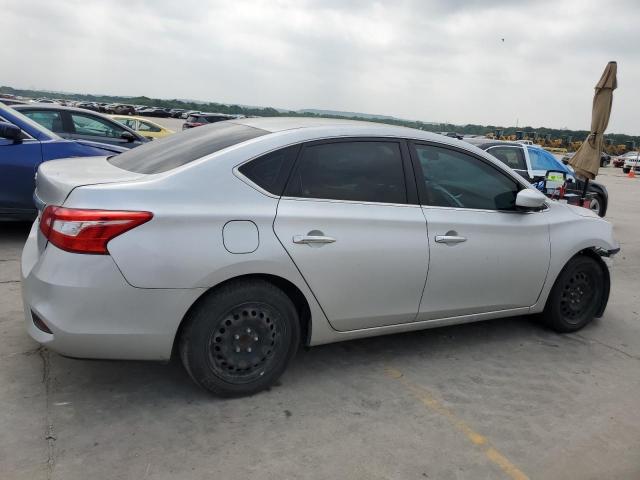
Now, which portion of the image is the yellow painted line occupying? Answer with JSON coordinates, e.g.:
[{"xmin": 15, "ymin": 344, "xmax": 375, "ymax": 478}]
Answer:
[{"xmin": 384, "ymin": 367, "xmax": 529, "ymax": 480}]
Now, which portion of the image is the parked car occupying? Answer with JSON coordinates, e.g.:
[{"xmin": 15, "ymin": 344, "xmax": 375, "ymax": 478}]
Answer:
[
  {"xmin": 0, "ymin": 103, "xmax": 126, "ymax": 220},
  {"xmin": 137, "ymin": 107, "xmax": 172, "ymax": 118},
  {"xmin": 110, "ymin": 104, "xmax": 136, "ymax": 115},
  {"xmin": 22, "ymin": 118, "xmax": 618, "ymax": 396},
  {"xmin": 75, "ymin": 102, "xmax": 102, "ymax": 112},
  {"xmin": 182, "ymin": 112, "xmax": 238, "ymax": 130},
  {"xmin": 612, "ymin": 155, "xmax": 626, "ymax": 168},
  {"xmin": 439, "ymin": 131, "xmax": 463, "ymax": 140},
  {"xmin": 620, "ymin": 151, "xmax": 640, "ymax": 173},
  {"xmin": 111, "ymin": 115, "xmax": 174, "ymax": 140},
  {"xmin": 13, "ymin": 104, "xmax": 148, "ymax": 148},
  {"xmin": 561, "ymin": 151, "xmax": 610, "ymax": 167},
  {"xmin": 472, "ymin": 141, "xmax": 609, "ymax": 217},
  {"xmin": 169, "ymin": 109, "xmax": 186, "ymax": 118},
  {"xmin": 181, "ymin": 110, "xmax": 201, "ymax": 119}
]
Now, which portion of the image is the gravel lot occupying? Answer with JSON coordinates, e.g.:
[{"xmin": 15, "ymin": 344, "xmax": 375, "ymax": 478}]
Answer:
[{"xmin": 1, "ymin": 166, "xmax": 639, "ymax": 480}]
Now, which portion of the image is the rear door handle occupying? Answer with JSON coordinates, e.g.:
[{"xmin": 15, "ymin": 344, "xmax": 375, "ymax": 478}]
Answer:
[
  {"xmin": 293, "ymin": 235, "xmax": 336, "ymax": 245},
  {"xmin": 435, "ymin": 235, "xmax": 467, "ymax": 244}
]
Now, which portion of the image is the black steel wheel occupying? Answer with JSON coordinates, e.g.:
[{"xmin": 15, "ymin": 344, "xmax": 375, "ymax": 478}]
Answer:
[
  {"xmin": 180, "ymin": 279, "xmax": 300, "ymax": 397},
  {"xmin": 207, "ymin": 302, "xmax": 283, "ymax": 384},
  {"xmin": 544, "ymin": 255, "xmax": 604, "ymax": 332}
]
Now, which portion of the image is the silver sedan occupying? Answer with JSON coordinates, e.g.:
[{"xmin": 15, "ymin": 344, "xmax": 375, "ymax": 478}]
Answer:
[{"xmin": 22, "ymin": 118, "xmax": 619, "ymax": 396}]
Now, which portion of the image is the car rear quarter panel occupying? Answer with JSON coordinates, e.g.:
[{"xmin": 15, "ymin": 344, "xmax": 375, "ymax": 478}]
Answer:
[{"xmin": 63, "ymin": 137, "xmax": 334, "ymax": 343}]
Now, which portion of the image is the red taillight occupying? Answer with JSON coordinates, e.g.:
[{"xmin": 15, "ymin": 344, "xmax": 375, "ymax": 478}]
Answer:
[{"xmin": 40, "ymin": 206, "xmax": 153, "ymax": 254}]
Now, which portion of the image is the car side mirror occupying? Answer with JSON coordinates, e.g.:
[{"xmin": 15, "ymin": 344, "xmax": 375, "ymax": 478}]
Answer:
[
  {"xmin": 0, "ymin": 121, "xmax": 23, "ymax": 143},
  {"xmin": 120, "ymin": 131, "xmax": 136, "ymax": 142},
  {"xmin": 515, "ymin": 188, "xmax": 546, "ymax": 211}
]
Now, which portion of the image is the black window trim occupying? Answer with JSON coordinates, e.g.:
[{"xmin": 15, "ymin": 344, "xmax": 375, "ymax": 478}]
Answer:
[
  {"xmin": 408, "ymin": 140, "xmax": 537, "ymax": 213},
  {"xmin": 280, "ymin": 137, "xmax": 419, "ymax": 206}
]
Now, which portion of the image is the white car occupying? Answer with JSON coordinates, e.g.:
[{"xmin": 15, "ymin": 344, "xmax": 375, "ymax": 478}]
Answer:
[
  {"xmin": 20, "ymin": 118, "xmax": 619, "ymax": 396},
  {"xmin": 621, "ymin": 151, "xmax": 640, "ymax": 174}
]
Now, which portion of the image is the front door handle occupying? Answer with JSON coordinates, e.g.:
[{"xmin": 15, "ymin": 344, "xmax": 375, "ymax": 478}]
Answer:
[
  {"xmin": 435, "ymin": 234, "xmax": 467, "ymax": 245},
  {"xmin": 293, "ymin": 235, "xmax": 336, "ymax": 245}
]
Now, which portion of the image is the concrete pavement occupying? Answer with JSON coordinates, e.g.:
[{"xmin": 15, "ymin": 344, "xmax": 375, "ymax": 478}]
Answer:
[{"xmin": 1, "ymin": 167, "xmax": 639, "ymax": 480}]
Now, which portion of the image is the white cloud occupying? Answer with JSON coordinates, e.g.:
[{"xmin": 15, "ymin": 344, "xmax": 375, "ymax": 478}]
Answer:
[{"xmin": 2, "ymin": 0, "xmax": 638, "ymax": 134}]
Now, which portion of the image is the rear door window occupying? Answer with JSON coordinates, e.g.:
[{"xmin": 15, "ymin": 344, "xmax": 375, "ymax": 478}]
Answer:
[
  {"xmin": 108, "ymin": 122, "xmax": 267, "ymax": 173},
  {"xmin": 21, "ymin": 110, "xmax": 65, "ymax": 134},
  {"xmin": 284, "ymin": 141, "xmax": 407, "ymax": 204},
  {"xmin": 486, "ymin": 146, "xmax": 527, "ymax": 171}
]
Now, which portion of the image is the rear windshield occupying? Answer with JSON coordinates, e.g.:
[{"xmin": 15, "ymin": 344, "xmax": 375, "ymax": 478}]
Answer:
[{"xmin": 108, "ymin": 121, "xmax": 267, "ymax": 174}]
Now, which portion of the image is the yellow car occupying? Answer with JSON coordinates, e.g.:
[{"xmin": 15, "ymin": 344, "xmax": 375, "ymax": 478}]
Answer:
[{"xmin": 111, "ymin": 115, "xmax": 174, "ymax": 140}]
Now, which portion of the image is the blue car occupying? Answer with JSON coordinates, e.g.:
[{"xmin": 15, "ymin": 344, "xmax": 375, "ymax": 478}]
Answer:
[{"xmin": 0, "ymin": 103, "xmax": 126, "ymax": 220}]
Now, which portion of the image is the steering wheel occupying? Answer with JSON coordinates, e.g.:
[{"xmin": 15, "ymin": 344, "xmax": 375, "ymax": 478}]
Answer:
[{"xmin": 425, "ymin": 180, "xmax": 464, "ymax": 208}]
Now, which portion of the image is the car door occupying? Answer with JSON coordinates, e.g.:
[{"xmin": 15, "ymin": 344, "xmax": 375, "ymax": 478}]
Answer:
[
  {"xmin": 274, "ymin": 139, "xmax": 429, "ymax": 331},
  {"xmin": 410, "ymin": 142, "xmax": 550, "ymax": 321},
  {"xmin": 67, "ymin": 111, "xmax": 133, "ymax": 146},
  {"xmin": 0, "ymin": 127, "xmax": 42, "ymax": 217}
]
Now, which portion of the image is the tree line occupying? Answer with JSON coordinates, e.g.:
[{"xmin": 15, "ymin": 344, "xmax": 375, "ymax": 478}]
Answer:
[{"xmin": 2, "ymin": 85, "xmax": 637, "ymax": 147}]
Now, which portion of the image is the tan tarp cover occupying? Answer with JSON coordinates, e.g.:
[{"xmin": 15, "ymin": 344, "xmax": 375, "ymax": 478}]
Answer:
[{"xmin": 569, "ymin": 61, "xmax": 617, "ymax": 180}]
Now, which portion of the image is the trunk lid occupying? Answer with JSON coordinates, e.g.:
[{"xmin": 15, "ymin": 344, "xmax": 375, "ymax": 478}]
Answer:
[{"xmin": 35, "ymin": 156, "xmax": 146, "ymax": 208}]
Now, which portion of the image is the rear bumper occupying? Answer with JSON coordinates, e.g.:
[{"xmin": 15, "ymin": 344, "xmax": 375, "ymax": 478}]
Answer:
[{"xmin": 21, "ymin": 223, "xmax": 204, "ymax": 360}]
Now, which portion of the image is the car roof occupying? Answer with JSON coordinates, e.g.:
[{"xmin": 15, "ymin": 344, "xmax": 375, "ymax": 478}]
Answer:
[
  {"xmin": 230, "ymin": 117, "xmax": 476, "ymax": 149},
  {"xmin": 13, "ymin": 104, "xmax": 107, "ymax": 114}
]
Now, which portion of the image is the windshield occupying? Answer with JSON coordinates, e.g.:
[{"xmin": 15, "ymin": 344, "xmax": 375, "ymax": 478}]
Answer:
[{"xmin": 108, "ymin": 121, "xmax": 267, "ymax": 174}]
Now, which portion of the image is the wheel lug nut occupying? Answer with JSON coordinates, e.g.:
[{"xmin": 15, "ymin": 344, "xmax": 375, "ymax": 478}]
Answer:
[
  {"xmin": 254, "ymin": 336, "xmax": 259, "ymax": 341},
  {"xmin": 235, "ymin": 347, "xmax": 241, "ymax": 353},
  {"xmin": 246, "ymin": 328, "xmax": 251, "ymax": 334},
  {"xmin": 247, "ymin": 347, "xmax": 252, "ymax": 353},
  {"xmin": 234, "ymin": 334, "xmax": 240, "ymax": 340}
]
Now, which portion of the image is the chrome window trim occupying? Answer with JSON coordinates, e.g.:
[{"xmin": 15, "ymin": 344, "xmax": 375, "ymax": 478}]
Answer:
[
  {"xmin": 279, "ymin": 196, "xmax": 423, "ymax": 209},
  {"xmin": 420, "ymin": 203, "xmax": 549, "ymax": 214}
]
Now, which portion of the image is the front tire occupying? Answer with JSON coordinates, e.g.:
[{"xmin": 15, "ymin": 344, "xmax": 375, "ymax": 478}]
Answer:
[
  {"xmin": 589, "ymin": 193, "xmax": 605, "ymax": 217},
  {"xmin": 543, "ymin": 255, "xmax": 604, "ymax": 333},
  {"xmin": 622, "ymin": 167, "xmax": 630, "ymax": 174},
  {"xmin": 180, "ymin": 279, "xmax": 300, "ymax": 397}
]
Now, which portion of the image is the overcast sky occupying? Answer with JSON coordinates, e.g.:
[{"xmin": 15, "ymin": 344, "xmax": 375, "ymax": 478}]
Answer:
[{"xmin": 3, "ymin": 0, "xmax": 639, "ymax": 134}]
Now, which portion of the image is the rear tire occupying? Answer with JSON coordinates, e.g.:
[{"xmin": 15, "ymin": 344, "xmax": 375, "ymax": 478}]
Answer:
[
  {"xmin": 622, "ymin": 167, "xmax": 630, "ymax": 174},
  {"xmin": 543, "ymin": 255, "xmax": 604, "ymax": 333},
  {"xmin": 180, "ymin": 279, "xmax": 300, "ymax": 397}
]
